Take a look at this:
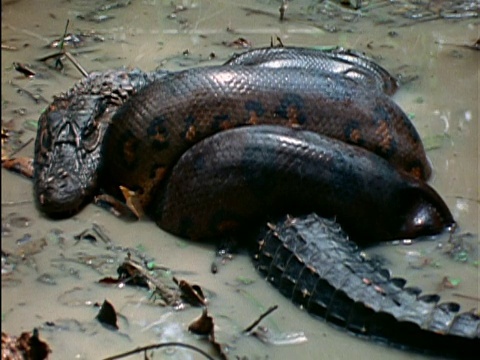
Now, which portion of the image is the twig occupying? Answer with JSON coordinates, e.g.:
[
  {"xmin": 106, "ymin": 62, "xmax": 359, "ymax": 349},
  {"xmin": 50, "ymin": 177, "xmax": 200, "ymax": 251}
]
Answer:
[
  {"xmin": 13, "ymin": 62, "xmax": 36, "ymax": 77},
  {"xmin": 103, "ymin": 342, "xmax": 216, "ymax": 360},
  {"xmin": 452, "ymin": 293, "xmax": 480, "ymax": 302},
  {"xmin": 279, "ymin": 0, "xmax": 288, "ymax": 21},
  {"xmin": 36, "ymin": 19, "xmax": 89, "ymax": 78},
  {"xmin": 10, "ymin": 82, "xmax": 49, "ymax": 104},
  {"xmin": 9, "ymin": 137, "xmax": 34, "ymax": 158},
  {"xmin": 1, "ymin": 200, "xmax": 33, "ymax": 206},
  {"xmin": 243, "ymin": 305, "xmax": 279, "ymax": 333},
  {"xmin": 37, "ymin": 49, "xmax": 97, "ymax": 62},
  {"xmin": 1, "ymin": 44, "xmax": 18, "ymax": 51},
  {"xmin": 397, "ymin": 15, "xmax": 442, "ymax": 27},
  {"xmin": 63, "ymin": 51, "xmax": 89, "ymax": 77},
  {"xmin": 59, "ymin": 19, "xmax": 70, "ymax": 50},
  {"xmin": 56, "ymin": 19, "xmax": 88, "ymax": 77},
  {"xmin": 122, "ymin": 258, "xmax": 180, "ymax": 306}
]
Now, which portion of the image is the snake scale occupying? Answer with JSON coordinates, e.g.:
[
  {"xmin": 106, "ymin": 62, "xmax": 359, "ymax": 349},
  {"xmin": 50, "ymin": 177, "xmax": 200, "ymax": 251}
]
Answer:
[{"xmin": 31, "ymin": 47, "xmax": 478, "ymax": 357}]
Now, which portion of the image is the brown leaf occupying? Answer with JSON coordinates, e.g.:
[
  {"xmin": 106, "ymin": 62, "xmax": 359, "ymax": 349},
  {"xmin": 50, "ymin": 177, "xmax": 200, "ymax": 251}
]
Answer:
[
  {"xmin": 119, "ymin": 186, "xmax": 145, "ymax": 219},
  {"xmin": 188, "ymin": 308, "xmax": 213, "ymax": 336},
  {"xmin": 174, "ymin": 277, "xmax": 207, "ymax": 306}
]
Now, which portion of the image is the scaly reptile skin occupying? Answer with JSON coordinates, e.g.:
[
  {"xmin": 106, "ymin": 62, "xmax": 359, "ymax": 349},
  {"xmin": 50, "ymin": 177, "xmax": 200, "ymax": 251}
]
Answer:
[
  {"xmin": 256, "ymin": 214, "xmax": 479, "ymax": 359},
  {"xmin": 152, "ymin": 125, "xmax": 452, "ymax": 243},
  {"xmin": 34, "ymin": 48, "xmax": 408, "ymax": 216},
  {"xmin": 29, "ymin": 48, "xmax": 466, "ymax": 357},
  {"xmin": 34, "ymin": 68, "xmax": 168, "ymax": 215},
  {"xmin": 225, "ymin": 46, "xmax": 399, "ymax": 95},
  {"xmin": 100, "ymin": 65, "xmax": 430, "ymax": 211}
]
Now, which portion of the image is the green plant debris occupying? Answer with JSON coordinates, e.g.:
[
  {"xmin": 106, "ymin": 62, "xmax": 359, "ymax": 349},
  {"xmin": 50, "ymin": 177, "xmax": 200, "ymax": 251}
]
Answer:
[
  {"xmin": 135, "ymin": 244, "xmax": 147, "ymax": 253},
  {"xmin": 23, "ymin": 120, "xmax": 38, "ymax": 132},
  {"xmin": 236, "ymin": 276, "xmax": 256, "ymax": 285},
  {"xmin": 415, "ymin": 96, "xmax": 424, "ymax": 104},
  {"xmin": 453, "ymin": 250, "xmax": 469, "ymax": 263},
  {"xmin": 175, "ymin": 240, "xmax": 190, "ymax": 248},
  {"xmin": 447, "ymin": 277, "xmax": 462, "ymax": 287},
  {"xmin": 237, "ymin": 288, "xmax": 268, "ymax": 310},
  {"xmin": 423, "ymin": 134, "xmax": 449, "ymax": 151}
]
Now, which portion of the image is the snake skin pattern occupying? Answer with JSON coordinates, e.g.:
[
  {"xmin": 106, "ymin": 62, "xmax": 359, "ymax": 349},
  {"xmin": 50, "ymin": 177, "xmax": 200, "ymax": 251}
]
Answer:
[{"xmin": 29, "ymin": 47, "xmax": 471, "ymax": 356}]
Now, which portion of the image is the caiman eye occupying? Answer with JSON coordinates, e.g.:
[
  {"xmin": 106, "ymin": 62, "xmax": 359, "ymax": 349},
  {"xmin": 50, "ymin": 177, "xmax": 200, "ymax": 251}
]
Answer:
[
  {"xmin": 36, "ymin": 109, "xmax": 64, "ymax": 152},
  {"xmin": 82, "ymin": 121, "xmax": 101, "ymax": 151},
  {"xmin": 82, "ymin": 99, "xmax": 107, "ymax": 152},
  {"xmin": 39, "ymin": 128, "xmax": 52, "ymax": 153}
]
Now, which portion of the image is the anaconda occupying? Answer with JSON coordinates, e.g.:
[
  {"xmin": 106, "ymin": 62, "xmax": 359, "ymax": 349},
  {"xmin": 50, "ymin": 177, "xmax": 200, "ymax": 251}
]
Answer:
[
  {"xmin": 151, "ymin": 126, "xmax": 472, "ymax": 357},
  {"xmin": 100, "ymin": 65, "xmax": 430, "ymax": 211},
  {"xmin": 152, "ymin": 125, "xmax": 451, "ymax": 242},
  {"xmin": 34, "ymin": 47, "xmax": 408, "ymax": 216},
  {"xmin": 29, "ymin": 47, "xmax": 464, "ymax": 357},
  {"xmin": 225, "ymin": 46, "xmax": 399, "ymax": 96}
]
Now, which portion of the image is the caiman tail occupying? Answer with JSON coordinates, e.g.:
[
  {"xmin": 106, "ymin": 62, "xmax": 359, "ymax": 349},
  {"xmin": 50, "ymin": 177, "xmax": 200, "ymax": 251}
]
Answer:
[{"xmin": 256, "ymin": 213, "xmax": 479, "ymax": 359}]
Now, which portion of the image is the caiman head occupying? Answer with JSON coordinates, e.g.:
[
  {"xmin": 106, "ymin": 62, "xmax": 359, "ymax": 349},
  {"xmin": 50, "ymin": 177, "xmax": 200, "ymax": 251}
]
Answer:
[{"xmin": 33, "ymin": 94, "xmax": 108, "ymax": 217}]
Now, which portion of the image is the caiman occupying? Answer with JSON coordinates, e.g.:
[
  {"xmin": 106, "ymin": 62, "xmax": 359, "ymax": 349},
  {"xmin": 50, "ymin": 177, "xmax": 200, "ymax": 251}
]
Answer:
[{"xmin": 27, "ymin": 47, "xmax": 477, "ymax": 358}]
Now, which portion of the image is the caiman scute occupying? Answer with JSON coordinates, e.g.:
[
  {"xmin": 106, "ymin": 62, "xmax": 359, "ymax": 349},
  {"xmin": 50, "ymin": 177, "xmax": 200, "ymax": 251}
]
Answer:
[{"xmin": 256, "ymin": 214, "xmax": 479, "ymax": 359}]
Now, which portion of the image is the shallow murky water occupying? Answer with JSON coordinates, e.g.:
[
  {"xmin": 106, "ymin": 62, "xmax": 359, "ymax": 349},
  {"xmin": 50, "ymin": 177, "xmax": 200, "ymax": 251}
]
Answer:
[{"xmin": 1, "ymin": 1, "xmax": 479, "ymax": 359}]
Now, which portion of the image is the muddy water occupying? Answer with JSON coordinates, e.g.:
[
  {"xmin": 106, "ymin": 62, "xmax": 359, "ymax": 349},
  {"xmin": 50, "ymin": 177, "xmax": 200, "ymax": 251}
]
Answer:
[{"xmin": 1, "ymin": 1, "xmax": 478, "ymax": 359}]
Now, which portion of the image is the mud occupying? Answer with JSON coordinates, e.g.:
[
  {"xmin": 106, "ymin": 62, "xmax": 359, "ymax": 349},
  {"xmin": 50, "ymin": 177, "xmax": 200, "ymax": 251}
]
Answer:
[{"xmin": 1, "ymin": 1, "xmax": 478, "ymax": 359}]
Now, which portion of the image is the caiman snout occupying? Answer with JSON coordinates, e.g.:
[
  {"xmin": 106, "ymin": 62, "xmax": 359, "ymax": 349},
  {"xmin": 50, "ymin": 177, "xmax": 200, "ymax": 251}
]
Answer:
[{"xmin": 35, "ymin": 172, "xmax": 85, "ymax": 217}]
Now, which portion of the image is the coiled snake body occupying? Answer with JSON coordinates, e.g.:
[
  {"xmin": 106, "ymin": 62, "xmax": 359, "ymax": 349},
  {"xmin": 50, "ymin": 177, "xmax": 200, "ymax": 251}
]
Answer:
[{"xmin": 32, "ymin": 47, "xmax": 478, "ymax": 357}]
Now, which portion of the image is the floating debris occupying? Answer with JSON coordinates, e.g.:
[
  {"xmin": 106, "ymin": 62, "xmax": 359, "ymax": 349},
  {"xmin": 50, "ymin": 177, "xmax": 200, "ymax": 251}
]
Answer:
[
  {"xmin": 96, "ymin": 299, "xmax": 118, "ymax": 330},
  {"xmin": 174, "ymin": 277, "xmax": 207, "ymax": 306},
  {"xmin": 188, "ymin": 308, "xmax": 213, "ymax": 336},
  {"xmin": 13, "ymin": 62, "xmax": 36, "ymax": 78},
  {"xmin": 279, "ymin": 0, "xmax": 289, "ymax": 21},
  {"xmin": 99, "ymin": 256, "xmax": 182, "ymax": 307},
  {"xmin": 2, "ymin": 157, "xmax": 34, "ymax": 179},
  {"xmin": 1, "ymin": 328, "xmax": 51, "ymax": 360},
  {"xmin": 15, "ymin": 236, "xmax": 47, "ymax": 257},
  {"xmin": 1, "ymin": 251, "xmax": 16, "ymax": 276},
  {"xmin": 77, "ymin": 0, "xmax": 131, "ymax": 23},
  {"xmin": 47, "ymin": 32, "xmax": 104, "ymax": 49},
  {"xmin": 440, "ymin": 276, "xmax": 462, "ymax": 289},
  {"xmin": 222, "ymin": 37, "xmax": 253, "ymax": 48},
  {"xmin": 250, "ymin": 326, "xmax": 308, "ymax": 346}
]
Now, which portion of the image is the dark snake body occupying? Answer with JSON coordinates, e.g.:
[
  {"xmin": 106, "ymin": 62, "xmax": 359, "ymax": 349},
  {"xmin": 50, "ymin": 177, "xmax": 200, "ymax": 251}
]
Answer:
[
  {"xmin": 100, "ymin": 65, "xmax": 430, "ymax": 211},
  {"xmin": 224, "ymin": 46, "xmax": 399, "ymax": 96},
  {"xmin": 31, "ymin": 47, "xmax": 476, "ymax": 356},
  {"xmin": 153, "ymin": 125, "xmax": 450, "ymax": 243}
]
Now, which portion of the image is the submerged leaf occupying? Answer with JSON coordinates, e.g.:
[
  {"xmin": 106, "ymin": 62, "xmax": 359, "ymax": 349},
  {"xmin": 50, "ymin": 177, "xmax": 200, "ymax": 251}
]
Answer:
[
  {"xmin": 236, "ymin": 276, "xmax": 255, "ymax": 285},
  {"xmin": 423, "ymin": 134, "xmax": 449, "ymax": 151}
]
